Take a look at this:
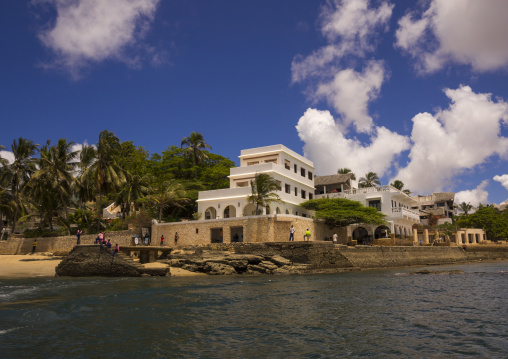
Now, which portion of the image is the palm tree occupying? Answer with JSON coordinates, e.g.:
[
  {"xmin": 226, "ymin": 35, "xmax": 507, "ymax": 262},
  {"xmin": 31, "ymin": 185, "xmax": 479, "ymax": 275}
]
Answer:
[
  {"xmin": 31, "ymin": 139, "xmax": 78, "ymax": 222},
  {"xmin": 390, "ymin": 180, "xmax": 404, "ymax": 190},
  {"xmin": 181, "ymin": 132, "xmax": 212, "ymax": 167},
  {"xmin": 358, "ymin": 172, "xmax": 381, "ymax": 188},
  {"xmin": 2, "ymin": 138, "xmax": 39, "ymax": 232},
  {"xmin": 82, "ymin": 130, "xmax": 126, "ymax": 231},
  {"xmin": 73, "ymin": 144, "xmax": 97, "ymax": 229},
  {"xmin": 115, "ymin": 172, "xmax": 152, "ymax": 218},
  {"xmin": 147, "ymin": 177, "xmax": 187, "ymax": 222},
  {"xmin": 337, "ymin": 168, "xmax": 356, "ymax": 180},
  {"xmin": 459, "ymin": 202, "xmax": 473, "ymax": 215},
  {"xmin": 247, "ymin": 173, "xmax": 281, "ymax": 215}
]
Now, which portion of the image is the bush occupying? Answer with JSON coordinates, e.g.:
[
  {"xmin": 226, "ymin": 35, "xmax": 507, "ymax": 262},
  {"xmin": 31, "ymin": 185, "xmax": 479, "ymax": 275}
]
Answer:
[{"xmin": 107, "ymin": 218, "xmax": 128, "ymax": 231}]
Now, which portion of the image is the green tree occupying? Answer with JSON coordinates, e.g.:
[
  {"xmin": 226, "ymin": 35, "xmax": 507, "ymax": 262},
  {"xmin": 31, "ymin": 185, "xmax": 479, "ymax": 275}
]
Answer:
[
  {"xmin": 459, "ymin": 202, "xmax": 474, "ymax": 215},
  {"xmin": 247, "ymin": 173, "xmax": 281, "ymax": 215},
  {"xmin": 457, "ymin": 206, "xmax": 508, "ymax": 241},
  {"xmin": 1, "ymin": 138, "xmax": 39, "ymax": 232},
  {"xmin": 147, "ymin": 177, "xmax": 187, "ymax": 222},
  {"xmin": 181, "ymin": 132, "xmax": 212, "ymax": 167},
  {"xmin": 390, "ymin": 180, "xmax": 404, "ymax": 190},
  {"xmin": 31, "ymin": 139, "xmax": 78, "ymax": 221},
  {"xmin": 83, "ymin": 130, "xmax": 126, "ymax": 231},
  {"xmin": 337, "ymin": 168, "xmax": 356, "ymax": 180},
  {"xmin": 300, "ymin": 197, "xmax": 386, "ymax": 228},
  {"xmin": 358, "ymin": 172, "xmax": 381, "ymax": 188},
  {"xmin": 115, "ymin": 173, "xmax": 152, "ymax": 218}
]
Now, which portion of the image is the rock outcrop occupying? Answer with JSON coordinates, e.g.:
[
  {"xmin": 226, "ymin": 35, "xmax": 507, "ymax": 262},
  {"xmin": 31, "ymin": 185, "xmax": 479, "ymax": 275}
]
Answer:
[
  {"xmin": 55, "ymin": 245, "xmax": 169, "ymax": 277},
  {"xmin": 165, "ymin": 249, "xmax": 309, "ymax": 275}
]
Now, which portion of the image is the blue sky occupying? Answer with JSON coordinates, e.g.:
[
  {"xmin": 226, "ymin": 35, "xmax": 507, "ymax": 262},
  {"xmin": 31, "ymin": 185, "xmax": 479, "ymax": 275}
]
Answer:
[{"xmin": 1, "ymin": 0, "xmax": 507, "ymax": 206}]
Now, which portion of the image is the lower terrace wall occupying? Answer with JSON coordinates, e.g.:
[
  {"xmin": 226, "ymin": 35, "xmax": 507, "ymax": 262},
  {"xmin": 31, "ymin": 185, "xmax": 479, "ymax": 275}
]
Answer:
[
  {"xmin": 152, "ymin": 215, "xmax": 349, "ymax": 246},
  {"xmin": 0, "ymin": 230, "xmax": 135, "ymax": 255}
]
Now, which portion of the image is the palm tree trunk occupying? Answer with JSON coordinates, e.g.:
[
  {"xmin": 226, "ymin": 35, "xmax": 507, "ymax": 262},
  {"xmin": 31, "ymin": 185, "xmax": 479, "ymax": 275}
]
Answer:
[{"xmin": 97, "ymin": 188, "xmax": 102, "ymax": 232}]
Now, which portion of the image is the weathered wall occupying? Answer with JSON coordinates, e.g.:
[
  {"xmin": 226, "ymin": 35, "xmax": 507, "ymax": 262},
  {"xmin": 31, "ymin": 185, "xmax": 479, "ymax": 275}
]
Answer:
[
  {"xmin": 0, "ymin": 230, "xmax": 135, "ymax": 255},
  {"xmin": 178, "ymin": 242, "xmax": 508, "ymax": 269},
  {"xmin": 152, "ymin": 215, "xmax": 348, "ymax": 246}
]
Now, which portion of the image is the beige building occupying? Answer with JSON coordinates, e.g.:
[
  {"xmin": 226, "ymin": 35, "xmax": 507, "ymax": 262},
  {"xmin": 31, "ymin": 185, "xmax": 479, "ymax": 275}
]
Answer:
[{"xmin": 411, "ymin": 192, "xmax": 456, "ymax": 225}]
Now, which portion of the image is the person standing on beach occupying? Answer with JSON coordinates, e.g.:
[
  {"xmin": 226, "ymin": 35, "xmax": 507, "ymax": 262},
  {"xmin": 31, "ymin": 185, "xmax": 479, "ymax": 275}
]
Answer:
[
  {"xmin": 333, "ymin": 233, "xmax": 338, "ymax": 244},
  {"xmin": 32, "ymin": 240, "xmax": 37, "ymax": 254},
  {"xmin": 304, "ymin": 229, "xmax": 311, "ymax": 241},
  {"xmin": 174, "ymin": 232, "xmax": 179, "ymax": 245},
  {"xmin": 76, "ymin": 229, "xmax": 82, "ymax": 245},
  {"xmin": 160, "ymin": 235, "xmax": 164, "ymax": 246},
  {"xmin": 289, "ymin": 225, "xmax": 295, "ymax": 241}
]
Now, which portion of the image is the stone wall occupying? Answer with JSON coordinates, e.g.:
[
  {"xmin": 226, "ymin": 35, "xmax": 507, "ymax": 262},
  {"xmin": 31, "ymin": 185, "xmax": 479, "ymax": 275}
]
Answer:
[
  {"xmin": 152, "ymin": 215, "xmax": 348, "ymax": 246},
  {"xmin": 0, "ymin": 230, "xmax": 135, "ymax": 255},
  {"xmin": 177, "ymin": 242, "xmax": 508, "ymax": 270}
]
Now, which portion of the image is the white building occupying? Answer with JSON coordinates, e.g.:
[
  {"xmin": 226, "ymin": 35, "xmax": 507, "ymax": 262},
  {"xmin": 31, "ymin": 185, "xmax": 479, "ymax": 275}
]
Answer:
[
  {"xmin": 197, "ymin": 144, "xmax": 315, "ymax": 220},
  {"xmin": 314, "ymin": 174, "xmax": 420, "ymax": 244}
]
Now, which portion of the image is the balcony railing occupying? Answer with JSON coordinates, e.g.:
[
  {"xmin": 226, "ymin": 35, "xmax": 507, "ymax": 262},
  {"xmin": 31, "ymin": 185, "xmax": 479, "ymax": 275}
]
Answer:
[{"xmin": 392, "ymin": 207, "xmax": 420, "ymax": 220}]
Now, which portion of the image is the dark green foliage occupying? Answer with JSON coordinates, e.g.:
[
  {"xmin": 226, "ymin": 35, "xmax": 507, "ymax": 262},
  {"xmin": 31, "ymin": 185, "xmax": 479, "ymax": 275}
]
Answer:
[
  {"xmin": 300, "ymin": 198, "xmax": 386, "ymax": 228},
  {"xmin": 457, "ymin": 206, "xmax": 508, "ymax": 241}
]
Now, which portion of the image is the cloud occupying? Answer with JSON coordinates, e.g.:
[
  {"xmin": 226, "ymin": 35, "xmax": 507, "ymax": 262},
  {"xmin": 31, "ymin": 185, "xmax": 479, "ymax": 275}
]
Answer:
[
  {"xmin": 0, "ymin": 151, "xmax": 15, "ymax": 165},
  {"xmin": 395, "ymin": 0, "xmax": 508, "ymax": 73},
  {"xmin": 296, "ymin": 108, "xmax": 410, "ymax": 178},
  {"xmin": 316, "ymin": 61, "xmax": 385, "ymax": 133},
  {"xmin": 393, "ymin": 86, "xmax": 508, "ymax": 194},
  {"xmin": 494, "ymin": 174, "xmax": 508, "ymax": 190},
  {"xmin": 291, "ymin": 0, "xmax": 393, "ymax": 83},
  {"xmin": 36, "ymin": 0, "xmax": 160, "ymax": 78},
  {"xmin": 455, "ymin": 180, "xmax": 489, "ymax": 207}
]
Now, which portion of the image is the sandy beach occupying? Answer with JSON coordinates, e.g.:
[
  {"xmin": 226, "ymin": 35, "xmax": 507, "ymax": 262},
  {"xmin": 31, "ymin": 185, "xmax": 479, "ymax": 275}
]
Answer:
[
  {"xmin": 0, "ymin": 254, "xmax": 203, "ymax": 278},
  {"xmin": 0, "ymin": 255, "xmax": 62, "ymax": 278}
]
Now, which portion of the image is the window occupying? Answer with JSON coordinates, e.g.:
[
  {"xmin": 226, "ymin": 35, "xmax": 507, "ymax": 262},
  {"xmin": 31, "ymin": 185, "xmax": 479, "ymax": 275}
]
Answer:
[
  {"xmin": 285, "ymin": 160, "xmax": 291, "ymax": 170},
  {"xmin": 294, "ymin": 164, "xmax": 297, "ymax": 173},
  {"xmin": 247, "ymin": 161, "xmax": 259, "ymax": 166},
  {"xmin": 301, "ymin": 168, "xmax": 306, "ymax": 177},
  {"xmin": 285, "ymin": 184, "xmax": 291, "ymax": 194},
  {"xmin": 265, "ymin": 159, "xmax": 277, "ymax": 164},
  {"xmin": 308, "ymin": 171, "xmax": 313, "ymax": 180},
  {"xmin": 237, "ymin": 181, "xmax": 248, "ymax": 187},
  {"xmin": 294, "ymin": 187, "xmax": 298, "ymax": 196},
  {"xmin": 369, "ymin": 200, "xmax": 381, "ymax": 211},
  {"xmin": 276, "ymin": 180, "xmax": 282, "ymax": 191},
  {"xmin": 309, "ymin": 193, "xmax": 313, "ymax": 200},
  {"xmin": 301, "ymin": 190, "xmax": 306, "ymax": 199}
]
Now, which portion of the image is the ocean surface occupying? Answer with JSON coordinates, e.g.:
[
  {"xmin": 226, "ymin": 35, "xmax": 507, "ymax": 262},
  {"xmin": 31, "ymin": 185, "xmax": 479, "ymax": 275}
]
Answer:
[{"xmin": 0, "ymin": 261, "xmax": 507, "ymax": 359}]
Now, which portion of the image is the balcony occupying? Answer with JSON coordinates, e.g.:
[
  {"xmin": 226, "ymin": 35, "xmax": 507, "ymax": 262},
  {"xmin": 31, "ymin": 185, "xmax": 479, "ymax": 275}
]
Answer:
[
  {"xmin": 198, "ymin": 187, "xmax": 252, "ymax": 201},
  {"xmin": 391, "ymin": 207, "xmax": 420, "ymax": 221}
]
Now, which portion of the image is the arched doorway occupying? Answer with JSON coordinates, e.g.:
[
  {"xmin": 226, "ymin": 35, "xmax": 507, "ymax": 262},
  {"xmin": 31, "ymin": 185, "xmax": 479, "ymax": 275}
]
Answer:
[
  {"xmin": 223, "ymin": 205, "xmax": 236, "ymax": 218},
  {"xmin": 204, "ymin": 207, "xmax": 217, "ymax": 220},
  {"xmin": 243, "ymin": 203, "xmax": 256, "ymax": 216},
  {"xmin": 265, "ymin": 206, "xmax": 270, "ymax": 215},
  {"xmin": 375, "ymin": 226, "xmax": 389, "ymax": 239},
  {"xmin": 353, "ymin": 227, "xmax": 371, "ymax": 245},
  {"xmin": 276, "ymin": 207, "xmax": 281, "ymax": 214},
  {"xmin": 285, "ymin": 209, "xmax": 290, "ymax": 214}
]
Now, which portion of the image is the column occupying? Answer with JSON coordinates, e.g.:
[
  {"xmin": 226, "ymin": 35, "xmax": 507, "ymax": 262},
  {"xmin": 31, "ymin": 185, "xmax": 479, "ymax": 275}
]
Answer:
[
  {"xmin": 423, "ymin": 229, "xmax": 429, "ymax": 245},
  {"xmin": 413, "ymin": 228, "xmax": 418, "ymax": 245}
]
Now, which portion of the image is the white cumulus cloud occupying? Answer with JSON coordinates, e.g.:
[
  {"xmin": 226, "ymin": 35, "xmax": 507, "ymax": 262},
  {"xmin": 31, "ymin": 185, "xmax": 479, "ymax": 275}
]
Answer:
[
  {"xmin": 393, "ymin": 86, "xmax": 508, "ymax": 194},
  {"xmin": 493, "ymin": 174, "xmax": 508, "ymax": 191},
  {"xmin": 316, "ymin": 61, "xmax": 385, "ymax": 134},
  {"xmin": 395, "ymin": 0, "xmax": 508, "ymax": 73},
  {"xmin": 296, "ymin": 108, "xmax": 410, "ymax": 178},
  {"xmin": 291, "ymin": 0, "xmax": 393, "ymax": 83},
  {"xmin": 0, "ymin": 151, "xmax": 15, "ymax": 165},
  {"xmin": 455, "ymin": 180, "xmax": 489, "ymax": 207},
  {"xmin": 36, "ymin": 0, "xmax": 160, "ymax": 78}
]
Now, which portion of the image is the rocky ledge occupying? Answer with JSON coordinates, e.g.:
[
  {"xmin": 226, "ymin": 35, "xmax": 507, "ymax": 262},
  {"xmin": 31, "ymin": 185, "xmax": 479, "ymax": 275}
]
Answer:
[
  {"xmin": 56, "ymin": 245, "xmax": 169, "ymax": 277},
  {"xmin": 164, "ymin": 249, "xmax": 310, "ymax": 275}
]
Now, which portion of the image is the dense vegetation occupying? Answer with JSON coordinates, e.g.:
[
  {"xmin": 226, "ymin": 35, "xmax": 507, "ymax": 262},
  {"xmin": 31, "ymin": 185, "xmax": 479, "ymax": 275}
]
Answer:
[{"xmin": 0, "ymin": 130, "xmax": 234, "ymax": 236}]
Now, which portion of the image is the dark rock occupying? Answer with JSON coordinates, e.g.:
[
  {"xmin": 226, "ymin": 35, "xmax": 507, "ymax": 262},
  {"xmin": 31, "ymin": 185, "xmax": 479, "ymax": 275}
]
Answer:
[
  {"xmin": 55, "ymin": 245, "xmax": 169, "ymax": 277},
  {"xmin": 410, "ymin": 269, "xmax": 464, "ymax": 275}
]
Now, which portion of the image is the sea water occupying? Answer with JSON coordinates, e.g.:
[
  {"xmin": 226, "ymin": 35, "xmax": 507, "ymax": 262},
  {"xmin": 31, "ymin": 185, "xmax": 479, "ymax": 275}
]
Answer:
[{"xmin": 0, "ymin": 261, "xmax": 506, "ymax": 359}]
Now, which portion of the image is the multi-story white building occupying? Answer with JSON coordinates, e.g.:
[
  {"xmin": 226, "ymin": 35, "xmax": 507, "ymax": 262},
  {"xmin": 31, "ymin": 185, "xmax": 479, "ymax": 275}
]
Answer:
[
  {"xmin": 197, "ymin": 144, "xmax": 315, "ymax": 220},
  {"xmin": 314, "ymin": 174, "xmax": 420, "ymax": 244}
]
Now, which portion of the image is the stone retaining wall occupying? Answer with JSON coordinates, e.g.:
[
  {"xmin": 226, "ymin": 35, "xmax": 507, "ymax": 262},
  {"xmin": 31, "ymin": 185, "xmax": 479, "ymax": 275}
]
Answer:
[{"xmin": 0, "ymin": 230, "xmax": 135, "ymax": 255}]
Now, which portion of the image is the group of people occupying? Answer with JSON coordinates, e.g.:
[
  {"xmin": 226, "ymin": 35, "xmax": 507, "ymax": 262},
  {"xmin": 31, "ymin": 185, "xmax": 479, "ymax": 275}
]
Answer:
[
  {"xmin": 288, "ymin": 225, "xmax": 312, "ymax": 241},
  {"xmin": 289, "ymin": 225, "xmax": 339, "ymax": 243}
]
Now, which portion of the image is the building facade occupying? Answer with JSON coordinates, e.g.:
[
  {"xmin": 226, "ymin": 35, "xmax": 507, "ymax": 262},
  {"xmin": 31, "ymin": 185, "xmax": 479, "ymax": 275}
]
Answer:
[{"xmin": 197, "ymin": 144, "xmax": 315, "ymax": 220}]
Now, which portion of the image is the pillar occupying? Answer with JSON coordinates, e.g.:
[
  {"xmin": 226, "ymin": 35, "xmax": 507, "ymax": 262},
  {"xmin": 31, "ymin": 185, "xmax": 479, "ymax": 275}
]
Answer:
[
  {"xmin": 413, "ymin": 228, "xmax": 418, "ymax": 245},
  {"xmin": 423, "ymin": 229, "xmax": 429, "ymax": 245}
]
